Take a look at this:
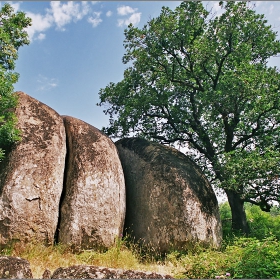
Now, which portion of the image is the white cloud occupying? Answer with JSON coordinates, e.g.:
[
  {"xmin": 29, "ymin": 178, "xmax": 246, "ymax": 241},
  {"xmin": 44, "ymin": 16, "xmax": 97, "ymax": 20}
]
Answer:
[
  {"xmin": 37, "ymin": 75, "xmax": 58, "ymax": 91},
  {"xmin": 269, "ymin": 4, "xmax": 274, "ymax": 15},
  {"xmin": 78, "ymin": 2, "xmax": 91, "ymax": 20},
  {"xmin": 88, "ymin": 12, "xmax": 102, "ymax": 27},
  {"xmin": 117, "ymin": 19, "xmax": 124, "ymax": 27},
  {"xmin": 106, "ymin": 10, "xmax": 112, "ymax": 17},
  {"xmin": 9, "ymin": 2, "xmax": 21, "ymax": 13},
  {"xmin": 118, "ymin": 12, "xmax": 141, "ymax": 27},
  {"xmin": 129, "ymin": 13, "xmax": 141, "ymax": 25},
  {"xmin": 255, "ymin": 1, "xmax": 263, "ymax": 8},
  {"xmin": 22, "ymin": 1, "xmax": 105, "ymax": 42},
  {"xmin": 36, "ymin": 33, "xmax": 46, "ymax": 41},
  {"xmin": 206, "ymin": 1, "xmax": 223, "ymax": 17},
  {"xmin": 117, "ymin": 5, "xmax": 137, "ymax": 16},
  {"xmin": 48, "ymin": 2, "xmax": 80, "ymax": 30},
  {"xmin": 117, "ymin": 5, "xmax": 141, "ymax": 27},
  {"xmin": 25, "ymin": 11, "xmax": 53, "ymax": 41}
]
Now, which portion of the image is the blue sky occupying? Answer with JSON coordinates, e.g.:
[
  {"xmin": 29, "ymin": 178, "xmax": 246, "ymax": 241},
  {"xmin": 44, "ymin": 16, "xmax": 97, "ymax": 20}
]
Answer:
[{"xmin": 4, "ymin": 1, "xmax": 280, "ymax": 131}]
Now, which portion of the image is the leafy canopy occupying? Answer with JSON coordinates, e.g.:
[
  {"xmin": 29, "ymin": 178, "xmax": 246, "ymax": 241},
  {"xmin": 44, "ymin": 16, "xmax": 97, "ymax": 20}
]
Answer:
[
  {"xmin": 0, "ymin": 3, "xmax": 31, "ymax": 160},
  {"xmin": 98, "ymin": 2, "xmax": 280, "ymax": 210}
]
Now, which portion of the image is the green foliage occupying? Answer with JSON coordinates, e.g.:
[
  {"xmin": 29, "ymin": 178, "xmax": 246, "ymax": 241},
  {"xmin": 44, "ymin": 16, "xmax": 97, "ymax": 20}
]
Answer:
[
  {"xmin": 98, "ymin": 1, "xmax": 280, "ymax": 232},
  {"xmin": 229, "ymin": 237, "xmax": 280, "ymax": 279},
  {"xmin": 245, "ymin": 203, "xmax": 280, "ymax": 240},
  {"xmin": 171, "ymin": 237, "xmax": 280, "ymax": 279},
  {"xmin": 220, "ymin": 202, "xmax": 280, "ymax": 240},
  {"xmin": 0, "ymin": 3, "xmax": 31, "ymax": 71},
  {"xmin": 0, "ymin": 70, "xmax": 19, "ymax": 161},
  {"xmin": 177, "ymin": 249, "xmax": 233, "ymax": 279},
  {"xmin": 0, "ymin": 3, "xmax": 31, "ymax": 161},
  {"xmin": 219, "ymin": 202, "xmax": 233, "ymax": 238}
]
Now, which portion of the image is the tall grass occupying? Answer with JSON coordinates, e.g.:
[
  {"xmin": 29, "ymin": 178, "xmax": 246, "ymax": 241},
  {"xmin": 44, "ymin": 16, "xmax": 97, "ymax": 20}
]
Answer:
[
  {"xmin": 2, "ymin": 235, "xmax": 280, "ymax": 279},
  {"xmin": 1, "ymin": 203, "xmax": 280, "ymax": 279},
  {"xmin": 0, "ymin": 237, "xmax": 175, "ymax": 279}
]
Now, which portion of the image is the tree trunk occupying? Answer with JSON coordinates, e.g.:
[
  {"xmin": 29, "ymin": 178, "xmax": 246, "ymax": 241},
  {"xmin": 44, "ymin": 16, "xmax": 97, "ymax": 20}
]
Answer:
[{"xmin": 225, "ymin": 189, "xmax": 250, "ymax": 235}]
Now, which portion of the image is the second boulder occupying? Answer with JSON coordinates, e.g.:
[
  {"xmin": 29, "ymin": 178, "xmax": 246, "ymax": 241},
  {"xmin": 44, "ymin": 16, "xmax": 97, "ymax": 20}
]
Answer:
[
  {"xmin": 116, "ymin": 138, "xmax": 222, "ymax": 253},
  {"xmin": 58, "ymin": 116, "xmax": 126, "ymax": 250}
]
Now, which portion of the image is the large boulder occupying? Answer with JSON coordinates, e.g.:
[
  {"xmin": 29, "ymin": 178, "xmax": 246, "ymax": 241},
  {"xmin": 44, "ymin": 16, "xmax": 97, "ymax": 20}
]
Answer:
[
  {"xmin": 0, "ymin": 256, "xmax": 33, "ymax": 279},
  {"xmin": 51, "ymin": 265, "xmax": 173, "ymax": 279},
  {"xmin": 116, "ymin": 138, "xmax": 222, "ymax": 252},
  {"xmin": 0, "ymin": 91, "xmax": 66, "ymax": 245},
  {"xmin": 58, "ymin": 116, "xmax": 126, "ymax": 250}
]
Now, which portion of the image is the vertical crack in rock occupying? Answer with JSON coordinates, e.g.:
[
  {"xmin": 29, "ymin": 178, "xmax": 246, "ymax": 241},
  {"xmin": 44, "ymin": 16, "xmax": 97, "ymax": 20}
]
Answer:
[
  {"xmin": 0, "ymin": 92, "xmax": 66, "ymax": 245},
  {"xmin": 54, "ymin": 120, "xmax": 69, "ymax": 244},
  {"xmin": 57, "ymin": 116, "xmax": 126, "ymax": 250}
]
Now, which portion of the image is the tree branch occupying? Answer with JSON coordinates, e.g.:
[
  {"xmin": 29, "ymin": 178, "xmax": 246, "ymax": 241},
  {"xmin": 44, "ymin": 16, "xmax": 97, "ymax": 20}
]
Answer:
[{"xmin": 233, "ymin": 106, "xmax": 277, "ymax": 149}]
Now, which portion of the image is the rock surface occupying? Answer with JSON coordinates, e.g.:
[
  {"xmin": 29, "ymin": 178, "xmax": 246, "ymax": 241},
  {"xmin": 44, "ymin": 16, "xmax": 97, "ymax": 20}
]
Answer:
[
  {"xmin": 58, "ymin": 116, "xmax": 126, "ymax": 249},
  {"xmin": 0, "ymin": 91, "xmax": 66, "ymax": 245},
  {"xmin": 116, "ymin": 138, "xmax": 222, "ymax": 252},
  {"xmin": 0, "ymin": 256, "xmax": 33, "ymax": 279},
  {"xmin": 51, "ymin": 265, "xmax": 173, "ymax": 279},
  {"xmin": 42, "ymin": 269, "xmax": 52, "ymax": 279}
]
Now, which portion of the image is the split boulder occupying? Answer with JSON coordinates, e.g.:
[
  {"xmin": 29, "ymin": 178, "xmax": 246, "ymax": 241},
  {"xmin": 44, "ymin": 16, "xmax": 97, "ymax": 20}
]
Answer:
[
  {"xmin": 0, "ymin": 91, "xmax": 66, "ymax": 245},
  {"xmin": 58, "ymin": 116, "xmax": 126, "ymax": 249},
  {"xmin": 116, "ymin": 138, "xmax": 222, "ymax": 252}
]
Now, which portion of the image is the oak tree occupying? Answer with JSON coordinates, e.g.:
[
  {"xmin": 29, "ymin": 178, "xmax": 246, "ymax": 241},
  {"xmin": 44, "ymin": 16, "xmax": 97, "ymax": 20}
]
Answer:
[{"xmin": 98, "ymin": 1, "xmax": 280, "ymax": 234}]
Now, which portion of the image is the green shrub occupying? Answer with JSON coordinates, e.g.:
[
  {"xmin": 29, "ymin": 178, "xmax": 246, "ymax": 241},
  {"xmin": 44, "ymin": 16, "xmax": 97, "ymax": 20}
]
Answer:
[
  {"xmin": 246, "ymin": 204, "xmax": 280, "ymax": 240},
  {"xmin": 178, "ymin": 237, "xmax": 280, "ymax": 279},
  {"xmin": 219, "ymin": 202, "xmax": 233, "ymax": 239},
  {"xmin": 219, "ymin": 202, "xmax": 280, "ymax": 240},
  {"xmin": 179, "ymin": 250, "xmax": 233, "ymax": 279},
  {"xmin": 230, "ymin": 237, "xmax": 280, "ymax": 278}
]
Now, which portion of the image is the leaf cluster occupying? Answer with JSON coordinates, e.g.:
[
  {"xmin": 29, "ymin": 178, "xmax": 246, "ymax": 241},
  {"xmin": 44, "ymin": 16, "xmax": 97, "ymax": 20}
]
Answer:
[
  {"xmin": 0, "ymin": 4, "xmax": 31, "ymax": 160},
  {"xmin": 0, "ymin": 3, "xmax": 31, "ymax": 70},
  {"xmin": 98, "ymin": 1, "xmax": 280, "ymax": 208}
]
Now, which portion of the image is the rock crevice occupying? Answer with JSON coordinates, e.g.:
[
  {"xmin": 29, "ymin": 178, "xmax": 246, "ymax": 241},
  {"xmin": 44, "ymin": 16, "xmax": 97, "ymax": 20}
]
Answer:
[
  {"xmin": 0, "ymin": 91, "xmax": 66, "ymax": 245},
  {"xmin": 0, "ymin": 92, "xmax": 222, "ymax": 252},
  {"xmin": 54, "ymin": 121, "xmax": 70, "ymax": 244},
  {"xmin": 57, "ymin": 116, "xmax": 126, "ymax": 250}
]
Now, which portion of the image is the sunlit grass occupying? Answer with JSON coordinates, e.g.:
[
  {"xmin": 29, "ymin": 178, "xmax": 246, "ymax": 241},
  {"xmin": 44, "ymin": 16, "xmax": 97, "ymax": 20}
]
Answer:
[
  {"xmin": 1, "ymin": 234, "xmax": 280, "ymax": 278},
  {"xmin": 0, "ymin": 238, "xmax": 176, "ymax": 279},
  {"xmin": 7, "ymin": 242, "xmax": 81, "ymax": 278}
]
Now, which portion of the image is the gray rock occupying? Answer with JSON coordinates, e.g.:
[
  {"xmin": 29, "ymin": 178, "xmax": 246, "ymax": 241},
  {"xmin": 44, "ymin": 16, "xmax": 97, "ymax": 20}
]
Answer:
[
  {"xmin": 116, "ymin": 138, "xmax": 222, "ymax": 252},
  {"xmin": 0, "ymin": 256, "xmax": 33, "ymax": 278},
  {"xmin": 42, "ymin": 269, "xmax": 52, "ymax": 279},
  {"xmin": 51, "ymin": 265, "xmax": 173, "ymax": 279},
  {"xmin": 0, "ymin": 91, "xmax": 66, "ymax": 245},
  {"xmin": 58, "ymin": 116, "xmax": 126, "ymax": 250}
]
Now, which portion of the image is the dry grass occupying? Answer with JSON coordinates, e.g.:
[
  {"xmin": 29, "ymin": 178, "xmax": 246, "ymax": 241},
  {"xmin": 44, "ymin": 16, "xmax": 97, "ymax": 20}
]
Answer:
[
  {"xmin": 1, "ymin": 240, "xmax": 180, "ymax": 279},
  {"xmin": 7, "ymin": 237, "xmax": 277, "ymax": 279},
  {"xmin": 7, "ymin": 242, "xmax": 81, "ymax": 278}
]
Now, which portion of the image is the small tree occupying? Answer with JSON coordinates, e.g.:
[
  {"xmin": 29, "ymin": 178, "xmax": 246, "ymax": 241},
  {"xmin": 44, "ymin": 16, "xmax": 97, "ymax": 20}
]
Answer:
[
  {"xmin": 98, "ymin": 1, "xmax": 280, "ymax": 234},
  {"xmin": 0, "ymin": 3, "xmax": 31, "ymax": 160}
]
